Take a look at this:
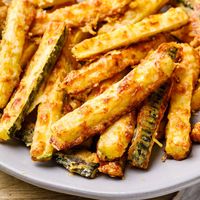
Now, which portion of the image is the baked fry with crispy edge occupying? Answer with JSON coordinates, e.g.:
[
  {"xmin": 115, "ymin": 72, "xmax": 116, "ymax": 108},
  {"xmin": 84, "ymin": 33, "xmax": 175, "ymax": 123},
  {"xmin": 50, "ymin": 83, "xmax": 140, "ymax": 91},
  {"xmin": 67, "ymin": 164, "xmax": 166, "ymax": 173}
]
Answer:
[
  {"xmin": 62, "ymin": 34, "xmax": 171, "ymax": 95},
  {"xmin": 165, "ymin": 44, "xmax": 200, "ymax": 160},
  {"xmin": 50, "ymin": 43, "xmax": 181, "ymax": 151},
  {"xmin": 72, "ymin": 7, "xmax": 188, "ymax": 60},
  {"xmin": 0, "ymin": 0, "xmax": 35, "ymax": 109},
  {"xmin": 0, "ymin": 22, "xmax": 66, "ymax": 141},
  {"xmin": 30, "ymin": 29, "xmax": 88, "ymax": 161}
]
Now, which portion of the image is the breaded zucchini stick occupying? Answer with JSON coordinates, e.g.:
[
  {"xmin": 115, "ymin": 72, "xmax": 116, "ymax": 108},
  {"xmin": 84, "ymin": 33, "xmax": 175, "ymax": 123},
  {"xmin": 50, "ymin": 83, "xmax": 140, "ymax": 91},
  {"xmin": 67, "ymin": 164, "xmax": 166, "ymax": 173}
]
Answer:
[
  {"xmin": 63, "ymin": 34, "xmax": 170, "ymax": 94},
  {"xmin": 50, "ymin": 43, "xmax": 181, "ymax": 151},
  {"xmin": 28, "ymin": 29, "xmax": 88, "ymax": 115},
  {"xmin": 98, "ymin": 0, "xmax": 169, "ymax": 34},
  {"xmin": 72, "ymin": 8, "xmax": 188, "ymax": 60},
  {"xmin": 89, "ymin": 72, "xmax": 135, "ymax": 162},
  {"xmin": 0, "ymin": 0, "xmax": 35, "ymax": 109},
  {"xmin": 165, "ymin": 44, "xmax": 200, "ymax": 160},
  {"xmin": 30, "ymin": 54, "xmax": 68, "ymax": 161},
  {"xmin": 0, "ymin": 22, "xmax": 66, "ymax": 141},
  {"xmin": 54, "ymin": 150, "xmax": 99, "ymax": 179},
  {"xmin": 87, "ymin": 70, "xmax": 132, "ymax": 177},
  {"xmin": 30, "ymin": 0, "xmax": 75, "ymax": 8},
  {"xmin": 97, "ymin": 113, "xmax": 135, "ymax": 161},
  {"xmin": 191, "ymin": 122, "xmax": 200, "ymax": 143},
  {"xmin": 30, "ymin": 29, "xmax": 89, "ymax": 161},
  {"xmin": 0, "ymin": 6, "xmax": 7, "ymax": 38},
  {"xmin": 31, "ymin": 0, "xmax": 132, "ymax": 35},
  {"xmin": 191, "ymin": 79, "xmax": 200, "ymax": 111},
  {"xmin": 128, "ymin": 82, "xmax": 172, "ymax": 169}
]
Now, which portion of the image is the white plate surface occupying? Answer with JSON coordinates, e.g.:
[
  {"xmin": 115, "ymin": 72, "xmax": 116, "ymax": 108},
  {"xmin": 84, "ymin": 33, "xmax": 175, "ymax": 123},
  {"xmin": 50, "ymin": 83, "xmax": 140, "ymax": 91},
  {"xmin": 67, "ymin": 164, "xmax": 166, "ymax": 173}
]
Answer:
[{"xmin": 0, "ymin": 121, "xmax": 200, "ymax": 200}]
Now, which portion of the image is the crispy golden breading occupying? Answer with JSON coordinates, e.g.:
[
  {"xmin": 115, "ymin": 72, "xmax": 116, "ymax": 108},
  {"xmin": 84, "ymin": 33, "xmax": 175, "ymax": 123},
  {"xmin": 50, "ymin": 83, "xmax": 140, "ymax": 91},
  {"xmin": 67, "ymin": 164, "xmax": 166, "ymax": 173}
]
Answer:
[
  {"xmin": 72, "ymin": 8, "xmax": 188, "ymax": 60},
  {"xmin": 0, "ymin": 22, "xmax": 66, "ymax": 141},
  {"xmin": 87, "ymin": 70, "xmax": 128, "ymax": 100},
  {"xmin": 98, "ymin": 0, "xmax": 169, "ymax": 34},
  {"xmin": 50, "ymin": 43, "xmax": 180, "ymax": 151},
  {"xmin": 0, "ymin": 0, "xmax": 35, "ymax": 109},
  {"xmin": 30, "ymin": 0, "xmax": 75, "ymax": 8},
  {"xmin": 28, "ymin": 29, "xmax": 88, "ymax": 114},
  {"xmin": 97, "ymin": 113, "xmax": 135, "ymax": 161},
  {"xmin": 89, "ymin": 71, "xmax": 134, "ymax": 162},
  {"xmin": 98, "ymin": 157, "xmax": 126, "ymax": 178},
  {"xmin": 63, "ymin": 34, "xmax": 170, "ymax": 94},
  {"xmin": 191, "ymin": 79, "xmax": 200, "ymax": 111},
  {"xmin": 31, "ymin": 0, "xmax": 132, "ymax": 35},
  {"xmin": 30, "ymin": 54, "xmax": 68, "ymax": 161},
  {"xmin": 30, "ymin": 28, "xmax": 91, "ymax": 161},
  {"xmin": 0, "ymin": 6, "xmax": 7, "ymax": 37},
  {"xmin": 191, "ymin": 122, "xmax": 200, "ymax": 143},
  {"xmin": 165, "ymin": 44, "xmax": 200, "ymax": 160}
]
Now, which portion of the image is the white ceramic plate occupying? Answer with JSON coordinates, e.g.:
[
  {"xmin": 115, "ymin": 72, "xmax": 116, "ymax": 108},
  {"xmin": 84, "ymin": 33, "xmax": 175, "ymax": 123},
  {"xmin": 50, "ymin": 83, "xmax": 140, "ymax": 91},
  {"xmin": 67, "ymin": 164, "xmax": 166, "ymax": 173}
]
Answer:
[{"xmin": 0, "ymin": 112, "xmax": 200, "ymax": 200}]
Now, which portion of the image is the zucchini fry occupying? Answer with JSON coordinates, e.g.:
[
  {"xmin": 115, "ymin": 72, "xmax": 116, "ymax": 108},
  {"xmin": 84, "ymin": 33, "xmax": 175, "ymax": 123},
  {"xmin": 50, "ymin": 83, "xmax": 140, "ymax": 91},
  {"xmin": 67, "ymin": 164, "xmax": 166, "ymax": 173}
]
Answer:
[
  {"xmin": 165, "ymin": 44, "xmax": 200, "ymax": 160},
  {"xmin": 30, "ymin": 0, "xmax": 75, "ymax": 8},
  {"xmin": 98, "ymin": 156, "xmax": 126, "ymax": 178},
  {"xmin": 90, "ymin": 71, "xmax": 133, "ymax": 166},
  {"xmin": 31, "ymin": 0, "xmax": 132, "ymax": 35},
  {"xmin": 72, "ymin": 8, "xmax": 188, "ymax": 60},
  {"xmin": 128, "ymin": 82, "xmax": 172, "ymax": 169},
  {"xmin": 97, "ymin": 113, "xmax": 135, "ymax": 161},
  {"xmin": 28, "ymin": 29, "xmax": 88, "ymax": 115},
  {"xmin": 98, "ymin": 0, "xmax": 169, "ymax": 34},
  {"xmin": 63, "ymin": 34, "xmax": 170, "ymax": 94},
  {"xmin": 0, "ymin": 22, "xmax": 66, "ymax": 141},
  {"xmin": 31, "ymin": 29, "xmax": 89, "ymax": 161},
  {"xmin": 54, "ymin": 150, "xmax": 99, "ymax": 179},
  {"xmin": 90, "ymin": 73, "xmax": 135, "ymax": 162},
  {"xmin": 0, "ymin": 6, "xmax": 7, "ymax": 38},
  {"xmin": 191, "ymin": 122, "xmax": 200, "ymax": 143},
  {"xmin": 0, "ymin": 0, "xmax": 35, "ymax": 109},
  {"xmin": 50, "ymin": 43, "xmax": 181, "ymax": 151},
  {"xmin": 191, "ymin": 79, "xmax": 200, "ymax": 111},
  {"xmin": 30, "ymin": 54, "xmax": 68, "ymax": 161}
]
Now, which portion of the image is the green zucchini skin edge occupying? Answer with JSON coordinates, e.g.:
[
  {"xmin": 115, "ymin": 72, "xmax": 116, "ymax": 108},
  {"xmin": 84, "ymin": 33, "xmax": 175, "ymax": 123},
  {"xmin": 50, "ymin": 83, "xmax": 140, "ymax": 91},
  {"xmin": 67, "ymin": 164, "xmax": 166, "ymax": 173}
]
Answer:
[
  {"xmin": 128, "ymin": 82, "xmax": 172, "ymax": 169},
  {"xmin": 54, "ymin": 152, "xmax": 99, "ymax": 179},
  {"xmin": 9, "ymin": 27, "xmax": 67, "ymax": 138},
  {"xmin": 176, "ymin": 0, "xmax": 194, "ymax": 9}
]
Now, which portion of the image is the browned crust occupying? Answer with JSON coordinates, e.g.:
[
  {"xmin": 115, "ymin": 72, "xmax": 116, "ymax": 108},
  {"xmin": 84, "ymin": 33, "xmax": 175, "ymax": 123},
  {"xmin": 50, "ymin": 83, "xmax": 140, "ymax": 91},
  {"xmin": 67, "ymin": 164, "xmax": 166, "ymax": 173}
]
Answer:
[{"xmin": 191, "ymin": 122, "xmax": 200, "ymax": 143}]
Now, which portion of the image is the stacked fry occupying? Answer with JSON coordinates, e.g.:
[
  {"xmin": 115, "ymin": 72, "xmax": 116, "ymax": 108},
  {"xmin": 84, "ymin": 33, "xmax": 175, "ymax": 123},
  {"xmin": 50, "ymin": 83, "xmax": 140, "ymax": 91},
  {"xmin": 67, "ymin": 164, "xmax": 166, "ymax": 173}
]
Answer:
[{"xmin": 0, "ymin": 0, "xmax": 200, "ymax": 179}]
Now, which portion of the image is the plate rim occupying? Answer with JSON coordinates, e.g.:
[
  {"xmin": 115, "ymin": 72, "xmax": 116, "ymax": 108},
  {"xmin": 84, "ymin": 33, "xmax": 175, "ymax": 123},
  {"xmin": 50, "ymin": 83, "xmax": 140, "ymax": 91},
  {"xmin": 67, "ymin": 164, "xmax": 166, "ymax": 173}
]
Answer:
[{"xmin": 0, "ymin": 160, "xmax": 200, "ymax": 200}]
